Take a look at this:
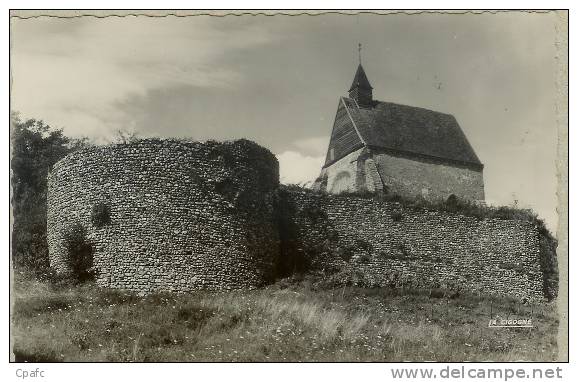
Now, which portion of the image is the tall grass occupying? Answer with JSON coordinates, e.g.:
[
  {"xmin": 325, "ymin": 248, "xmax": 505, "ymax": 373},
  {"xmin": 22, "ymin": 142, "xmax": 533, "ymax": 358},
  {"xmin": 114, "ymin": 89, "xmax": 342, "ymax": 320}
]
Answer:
[{"xmin": 11, "ymin": 274, "xmax": 558, "ymax": 362}]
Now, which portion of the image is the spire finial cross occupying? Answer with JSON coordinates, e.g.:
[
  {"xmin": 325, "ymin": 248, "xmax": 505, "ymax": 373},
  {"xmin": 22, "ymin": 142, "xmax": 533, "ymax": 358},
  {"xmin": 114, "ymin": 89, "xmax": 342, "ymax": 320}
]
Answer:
[{"xmin": 358, "ymin": 43, "xmax": 362, "ymax": 64}]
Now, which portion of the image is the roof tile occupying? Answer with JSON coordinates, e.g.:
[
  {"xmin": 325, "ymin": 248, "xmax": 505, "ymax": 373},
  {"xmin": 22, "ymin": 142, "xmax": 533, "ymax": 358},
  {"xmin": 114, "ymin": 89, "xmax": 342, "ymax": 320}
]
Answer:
[{"xmin": 342, "ymin": 97, "xmax": 482, "ymax": 167}]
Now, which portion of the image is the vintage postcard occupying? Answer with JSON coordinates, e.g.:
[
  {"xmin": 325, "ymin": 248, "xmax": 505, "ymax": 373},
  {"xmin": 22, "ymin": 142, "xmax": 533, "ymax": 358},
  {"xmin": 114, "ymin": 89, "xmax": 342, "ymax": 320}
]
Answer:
[{"xmin": 9, "ymin": 9, "xmax": 568, "ymax": 369}]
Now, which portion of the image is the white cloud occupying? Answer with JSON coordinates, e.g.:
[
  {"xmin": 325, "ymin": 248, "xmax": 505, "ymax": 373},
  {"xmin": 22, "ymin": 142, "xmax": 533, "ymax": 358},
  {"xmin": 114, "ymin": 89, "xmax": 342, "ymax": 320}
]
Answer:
[
  {"xmin": 10, "ymin": 17, "xmax": 276, "ymax": 141},
  {"xmin": 276, "ymin": 151, "xmax": 324, "ymax": 186},
  {"xmin": 292, "ymin": 136, "xmax": 328, "ymax": 157}
]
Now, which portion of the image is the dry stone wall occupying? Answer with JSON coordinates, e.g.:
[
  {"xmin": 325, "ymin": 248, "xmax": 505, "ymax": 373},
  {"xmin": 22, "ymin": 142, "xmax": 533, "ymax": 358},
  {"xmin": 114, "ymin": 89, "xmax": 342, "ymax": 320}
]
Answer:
[
  {"xmin": 47, "ymin": 139, "xmax": 556, "ymax": 301},
  {"xmin": 47, "ymin": 139, "xmax": 280, "ymax": 293},
  {"xmin": 279, "ymin": 188, "xmax": 557, "ymax": 302}
]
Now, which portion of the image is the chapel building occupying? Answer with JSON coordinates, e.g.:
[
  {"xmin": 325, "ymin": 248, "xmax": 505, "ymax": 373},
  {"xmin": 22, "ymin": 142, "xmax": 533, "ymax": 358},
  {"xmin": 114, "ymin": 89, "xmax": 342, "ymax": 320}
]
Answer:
[{"xmin": 313, "ymin": 63, "xmax": 485, "ymax": 202}]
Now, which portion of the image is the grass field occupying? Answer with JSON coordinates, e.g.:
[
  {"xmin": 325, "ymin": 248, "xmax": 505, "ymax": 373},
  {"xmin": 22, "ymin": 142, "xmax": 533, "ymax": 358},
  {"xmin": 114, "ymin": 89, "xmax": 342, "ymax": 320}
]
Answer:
[{"xmin": 11, "ymin": 272, "xmax": 558, "ymax": 362}]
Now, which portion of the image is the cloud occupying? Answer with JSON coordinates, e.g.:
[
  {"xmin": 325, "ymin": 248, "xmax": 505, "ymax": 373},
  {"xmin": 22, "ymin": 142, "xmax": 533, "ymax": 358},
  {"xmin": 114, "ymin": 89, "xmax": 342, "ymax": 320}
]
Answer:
[
  {"xmin": 9, "ymin": 13, "xmax": 559, "ymax": 232},
  {"xmin": 276, "ymin": 150, "xmax": 324, "ymax": 186},
  {"xmin": 10, "ymin": 16, "xmax": 276, "ymax": 141},
  {"xmin": 291, "ymin": 136, "xmax": 328, "ymax": 157}
]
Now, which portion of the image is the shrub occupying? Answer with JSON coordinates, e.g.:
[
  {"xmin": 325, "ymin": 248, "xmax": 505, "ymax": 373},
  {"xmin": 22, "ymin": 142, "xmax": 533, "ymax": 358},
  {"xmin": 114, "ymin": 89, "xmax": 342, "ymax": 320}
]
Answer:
[
  {"xmin": 314, "ymin": 175, "xmax": 328, "ymax": 190},
  {"xmin": 62, "ymin": 222, "xmax": 94, "ymax": 282},
  {"xmin": 11, "ymin": 115, "xmax": 89, "ymax": 275},
  {"xmin": 285, "ymin": 184, "xmax": 548, "ymax": 227},
  {"xmin": 538, "ymin": 228, "xmax": 558, "ymax": 300},
  {"xmin": 336, "ymin": 246, "xmax": 354, "ymax": 262}
]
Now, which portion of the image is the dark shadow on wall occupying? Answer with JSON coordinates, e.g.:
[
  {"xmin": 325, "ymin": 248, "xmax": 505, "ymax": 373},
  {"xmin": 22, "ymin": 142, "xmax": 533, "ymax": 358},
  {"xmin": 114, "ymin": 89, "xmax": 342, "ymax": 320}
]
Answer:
[
  {"xmin": 91, "ymin": 201, "xmax": 111, "ymax": 228},
  {"xmin": 276, "ymin": 186, "xmax": 369, "ymax": 279},
  {"xmin": 274, "ymin": 186, "xmax": 559, "ymax": 302},
  {"xmin": 62, "ymin": 222, "xmax": 95, "ymax": 283},
  {"xmin": 276, "ymin": 188, "xmax": 311, "ymax": 277},
  {"xmin": 538, "ymin": 225, "xmax": 559, "ymax": 301},
  {"xmin": 276, "ymin": 187, "xmax": 346, "ymax": 277}
]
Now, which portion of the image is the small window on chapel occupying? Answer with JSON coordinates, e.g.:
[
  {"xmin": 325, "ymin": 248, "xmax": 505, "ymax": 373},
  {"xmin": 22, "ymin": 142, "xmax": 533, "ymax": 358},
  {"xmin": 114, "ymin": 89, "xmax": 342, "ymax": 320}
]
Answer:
[{"xmin": 329, "ymin": 148, "xmax": 335, "ymax": 161}]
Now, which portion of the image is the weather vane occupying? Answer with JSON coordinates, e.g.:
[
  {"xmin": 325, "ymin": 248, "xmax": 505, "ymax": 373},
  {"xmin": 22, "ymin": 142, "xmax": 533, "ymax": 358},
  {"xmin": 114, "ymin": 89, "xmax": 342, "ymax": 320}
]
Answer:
[{"xmin": 358, "ymin": 43, "xmax": 362, "ymax": 64}]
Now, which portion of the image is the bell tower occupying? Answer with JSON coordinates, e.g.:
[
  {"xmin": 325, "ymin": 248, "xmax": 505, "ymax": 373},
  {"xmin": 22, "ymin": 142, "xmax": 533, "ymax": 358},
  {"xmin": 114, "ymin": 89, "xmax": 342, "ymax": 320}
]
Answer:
[{"xmin": 348, "ymin": 44, "xmax": 373, "ymax": 108}]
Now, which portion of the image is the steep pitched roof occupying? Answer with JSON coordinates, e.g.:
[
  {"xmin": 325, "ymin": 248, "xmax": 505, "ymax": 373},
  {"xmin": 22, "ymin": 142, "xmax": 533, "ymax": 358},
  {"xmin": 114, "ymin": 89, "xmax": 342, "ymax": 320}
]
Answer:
[
  {"xmin": 324, "ymin": 97, "xmax": 482, "ymax": 168},
  {"xmin": 323, "ymin": 98, "xmax": 364, "ymax": 166},
  {"xmin": 349, "ymin": 64, "xmax": 373, "ymax": 91}
]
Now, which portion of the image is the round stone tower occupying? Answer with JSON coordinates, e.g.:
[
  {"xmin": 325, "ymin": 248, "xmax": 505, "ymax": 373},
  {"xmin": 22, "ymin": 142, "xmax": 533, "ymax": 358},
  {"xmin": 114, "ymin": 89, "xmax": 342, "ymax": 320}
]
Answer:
[{"xmin": 47, "ymin": 139, "xmax": 280, "ymax": 293}]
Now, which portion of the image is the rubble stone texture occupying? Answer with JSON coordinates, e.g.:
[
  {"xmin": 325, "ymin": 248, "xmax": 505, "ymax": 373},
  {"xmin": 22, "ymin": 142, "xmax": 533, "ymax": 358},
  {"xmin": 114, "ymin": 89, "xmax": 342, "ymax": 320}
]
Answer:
[
  {"xmin": 279, "ymin": 189, "xmax": 557, "ymax": 302},
  {"xmin": 317, "ymin": 147, "xmax": 484, "ymax": 201},
  {"xmin": 47, "ymin": 139, "xmax": 280, "ymax": 293},
  {"xmin": 47, "ymin": 139, "xmax": 557, "ymax": 301}
]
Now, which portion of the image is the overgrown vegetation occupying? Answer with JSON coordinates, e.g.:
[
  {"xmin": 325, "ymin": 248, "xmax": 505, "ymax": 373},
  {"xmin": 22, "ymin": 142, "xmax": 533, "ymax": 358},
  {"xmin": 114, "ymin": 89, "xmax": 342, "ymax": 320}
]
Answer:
[
  {"xmin": 275, "ymin": 190, "xmax": 312, "ymax": 276},
  {"xmin": 282, "ymin": 184, "xmax": 552, "ymax": 227},
  {"xmin": 11, "ymin": 272, "xmax": 558, "ymax": 362},
  {"xmin": 539, "ymin": 231, "xmax": 559, "ymax": 300},
  {"xmin": 62, "ymin": 222, "xmax": 95, "ymax": 282},
  {"xmin": 10, "ymin": 113, "xmax": 89, "ymax": 276},
  {"xmin": 280, "ymin": 184, "xmax": 559, "ymax": 300},
  {"xmin": 9, "ymin": 118, "xmax": 560, "ymax": 362}
]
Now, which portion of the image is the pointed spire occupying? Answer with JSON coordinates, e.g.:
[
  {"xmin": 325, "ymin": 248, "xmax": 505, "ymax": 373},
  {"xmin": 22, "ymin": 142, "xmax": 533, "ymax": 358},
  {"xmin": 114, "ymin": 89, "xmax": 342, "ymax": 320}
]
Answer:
[
  {"xmin": 348, "ymin": 46, "xmax": 374, "ymax": 108},
  {"xmin": 349, "ymin": 63, "xmax": 373, "ymax": 92}
]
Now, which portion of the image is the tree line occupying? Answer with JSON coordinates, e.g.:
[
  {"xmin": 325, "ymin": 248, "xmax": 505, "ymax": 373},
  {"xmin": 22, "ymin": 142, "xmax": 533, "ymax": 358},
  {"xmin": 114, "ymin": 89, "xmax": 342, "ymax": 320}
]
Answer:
[{"xmin": 11, "ymin": 113, "xmax": 92, "ymax": 275}]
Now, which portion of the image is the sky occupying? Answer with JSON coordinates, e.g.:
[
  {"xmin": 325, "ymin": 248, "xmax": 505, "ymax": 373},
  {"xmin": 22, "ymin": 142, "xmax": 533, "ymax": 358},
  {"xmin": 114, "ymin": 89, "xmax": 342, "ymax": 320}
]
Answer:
[{"xmin": 10, "ymin": 11, "xmax": 561, "ymax": 232}]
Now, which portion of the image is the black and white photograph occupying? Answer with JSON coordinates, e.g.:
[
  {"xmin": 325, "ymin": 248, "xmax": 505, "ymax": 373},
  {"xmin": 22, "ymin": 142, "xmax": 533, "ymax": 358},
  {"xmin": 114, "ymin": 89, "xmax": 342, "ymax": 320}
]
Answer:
[{"xmin": 7, "ymin": 7, "xmax": 569, "ymax": 372}]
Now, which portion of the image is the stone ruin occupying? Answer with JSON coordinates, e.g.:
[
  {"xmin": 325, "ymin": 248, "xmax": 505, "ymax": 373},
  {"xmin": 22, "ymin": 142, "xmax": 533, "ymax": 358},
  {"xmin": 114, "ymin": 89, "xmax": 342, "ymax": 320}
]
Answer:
[
  {"xmin": 47, "ymin": 139, "xmax": 558, "ymax": 301},
  {"xmin": 47, "ymin": 139, "xmax": 279, "ymax": 293}
]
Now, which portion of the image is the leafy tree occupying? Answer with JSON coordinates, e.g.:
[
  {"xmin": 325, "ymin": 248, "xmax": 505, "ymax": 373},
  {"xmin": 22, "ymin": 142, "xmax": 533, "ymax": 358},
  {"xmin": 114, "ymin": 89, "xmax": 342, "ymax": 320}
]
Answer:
[{"xmin": 10, "ymin": 112, "xmax": 89, "ymax": 274}]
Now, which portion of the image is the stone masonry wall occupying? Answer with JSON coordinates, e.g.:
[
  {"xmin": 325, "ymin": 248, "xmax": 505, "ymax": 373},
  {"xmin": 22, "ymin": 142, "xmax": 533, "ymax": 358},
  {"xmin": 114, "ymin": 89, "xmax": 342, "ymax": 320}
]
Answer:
[
  {"xmin": 47, "ymin": 139, "xmax": 280, "ymax": 293},
  {"xmin": 279, "ymin": 188, "xmax": 557, "ymax": 302},
  {"xmin": 317, "ymin": 148, "xmax": 365, "ymax": 194},
  {"xmin": 315, "ymin": 149, "xmax": 484, "ymax": 203},
  {"xmin": 373, "ymin": 151, "xmax": 485, "ymax": 202},
  {"xmin": 47, "ymin": 139, "xmax": 556, "ymax": 301}
]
